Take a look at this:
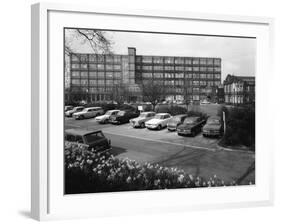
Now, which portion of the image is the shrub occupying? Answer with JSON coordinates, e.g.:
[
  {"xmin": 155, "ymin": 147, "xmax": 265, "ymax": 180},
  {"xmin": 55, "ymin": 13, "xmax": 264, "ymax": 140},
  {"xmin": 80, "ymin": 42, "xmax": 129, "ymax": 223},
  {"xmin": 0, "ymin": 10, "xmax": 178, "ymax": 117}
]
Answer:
[
  {"xmin": 187, "ymin": 110, "xmax": 208, "ymax": 120},
  {"xmin": 65, "ymin": 142, "xmax": 233, "ymax": 194},
  {"xmin": 219, "ymin": 106, "xmax": 255, "ymax": 150},
  {"xmin": 168, "ymin": 105, "xmax": 188, "ymax": 115}
]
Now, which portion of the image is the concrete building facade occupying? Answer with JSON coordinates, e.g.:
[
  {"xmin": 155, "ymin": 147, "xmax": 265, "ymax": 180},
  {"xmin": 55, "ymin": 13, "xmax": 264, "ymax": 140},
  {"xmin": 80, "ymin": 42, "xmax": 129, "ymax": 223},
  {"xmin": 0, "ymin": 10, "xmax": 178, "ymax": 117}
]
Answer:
[{"xmin": 68, "ymin": 47, "xmax": 222, "ymax": 103}]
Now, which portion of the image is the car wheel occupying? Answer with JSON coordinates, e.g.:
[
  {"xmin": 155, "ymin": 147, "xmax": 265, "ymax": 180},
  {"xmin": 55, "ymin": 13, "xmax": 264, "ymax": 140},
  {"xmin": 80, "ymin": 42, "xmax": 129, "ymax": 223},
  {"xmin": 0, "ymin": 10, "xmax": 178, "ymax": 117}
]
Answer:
[
  {"xmin": 157, "ymin": 125, "xmax": 162, "ymax": 130},
  {"xmin": 191, "ymin": 130, "xmax": 196, "ymax": 137},
  {"xmin": 140, "ymin": 123, "xmax": 145, "ymax": 128},
  {"xmin": 80, "ymin": 115, "xmax": 84, "ymax": 120}
]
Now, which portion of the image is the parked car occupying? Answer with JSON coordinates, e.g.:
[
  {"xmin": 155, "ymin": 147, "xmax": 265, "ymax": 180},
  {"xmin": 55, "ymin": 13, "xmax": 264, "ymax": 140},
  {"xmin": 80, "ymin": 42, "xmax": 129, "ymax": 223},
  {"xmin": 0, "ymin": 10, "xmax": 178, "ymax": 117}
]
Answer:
[
  {"xmin": 65, "ymin": 129, "xmax": 111, "ymax": 152},
  {"xmin": 167, "ymin": 114, "xmax": 188, "ymax": 131},
  {"xmin": 73, "ymin": 107, "xmax": 104, "ymax": 120},
  {"xmin": 95, "ymin": 110, "xmax": 120, "ymax": 124},
  {"xmin": 177, "ymin": 116, "xmax": 206, "ymax": 136},
  {"xmin": 109, "ymin": 110, "xmax": 139, "ymax": 124},
  {"xmin": 200, "ymin": 99, "xmax": 211, "ymax": 105},
  {"xmin": 202, "ymin": 115, "xmax": 223, "ymax": 137},
  {"xmin": 145, "ymin": 113, "xmax": 172, "ymax": 130},
  {"xmin": 65, "ymin": 105, "xmax": 73, "ymax": 112},
  {"xmin": 65, "ymin": 106, "xmax": 85, "ymax": 117},
  {"xmin": 130, "ymin": 111, "xmax": 156, "ymax": 128}
]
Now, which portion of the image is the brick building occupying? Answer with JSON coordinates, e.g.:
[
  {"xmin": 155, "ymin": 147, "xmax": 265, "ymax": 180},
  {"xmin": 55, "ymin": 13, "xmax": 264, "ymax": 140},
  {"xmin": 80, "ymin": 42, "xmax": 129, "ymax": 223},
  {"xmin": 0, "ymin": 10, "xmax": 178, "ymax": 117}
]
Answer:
[{"xmin": 223, "ymin": 74, "xmax": 255, "ymax": 105}]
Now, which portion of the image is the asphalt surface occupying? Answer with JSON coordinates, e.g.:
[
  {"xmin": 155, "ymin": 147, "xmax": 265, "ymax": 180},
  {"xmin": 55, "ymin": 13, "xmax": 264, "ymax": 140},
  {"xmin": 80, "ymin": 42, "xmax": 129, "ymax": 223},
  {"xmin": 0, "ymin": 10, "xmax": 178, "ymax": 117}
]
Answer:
[{"xmin": 65, "ymin": 117, "xmax": 255, "ymax": 184}]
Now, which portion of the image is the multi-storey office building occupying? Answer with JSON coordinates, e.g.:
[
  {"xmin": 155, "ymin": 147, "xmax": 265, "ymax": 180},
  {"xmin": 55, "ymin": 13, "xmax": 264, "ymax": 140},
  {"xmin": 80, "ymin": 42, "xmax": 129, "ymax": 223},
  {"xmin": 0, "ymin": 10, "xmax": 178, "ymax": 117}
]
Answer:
[
  {"xmin": 223, "ymin": 74, "xmax": 255, "ymax": 105},
  {"xmin": 68, "ymin": 47, "xmax": 221, "ymax": 103}
]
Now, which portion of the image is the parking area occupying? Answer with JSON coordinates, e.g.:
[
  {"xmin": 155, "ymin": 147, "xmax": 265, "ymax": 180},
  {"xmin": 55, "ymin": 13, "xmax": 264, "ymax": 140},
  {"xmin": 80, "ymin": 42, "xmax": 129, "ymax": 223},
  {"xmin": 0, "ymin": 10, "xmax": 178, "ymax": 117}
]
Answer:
[{"xmin": 65, "ymin": 116, "xmax": 255, "ymax": 184}]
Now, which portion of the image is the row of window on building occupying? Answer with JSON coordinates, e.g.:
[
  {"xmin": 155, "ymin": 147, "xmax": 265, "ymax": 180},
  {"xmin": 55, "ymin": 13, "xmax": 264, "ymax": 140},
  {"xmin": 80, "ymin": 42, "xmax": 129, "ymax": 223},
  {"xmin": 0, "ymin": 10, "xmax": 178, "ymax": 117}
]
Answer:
[
  {"xmin": 71, "ymin": 54, "xmax": 221, "ymax": 65},
  {"xmin": 138, "ymin": 66, "xmax": 221, "ymax": 72},
  {"xmin": 71, "ymin": 63, "xmax": 221, "ymax": 71},
  {"xmin": 71, "ymin": 71, "xmax": 220, "ymax": 80},
  {"xmin": 141, "ymin": 73, "xmax": 220, "ymax": 79},
  {"xmin": 71, "ymin": 79, "xmax": 221, "ymax": 87},
  {"xmin": 136, "ymin": 56, "xmax": 221, "ymax": 65}
]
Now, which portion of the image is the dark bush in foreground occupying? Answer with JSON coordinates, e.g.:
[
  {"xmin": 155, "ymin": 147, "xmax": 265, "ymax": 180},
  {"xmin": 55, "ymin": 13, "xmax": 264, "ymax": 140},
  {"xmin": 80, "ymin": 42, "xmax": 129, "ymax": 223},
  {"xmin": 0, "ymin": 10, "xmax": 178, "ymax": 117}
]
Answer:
[
  {"xmin": 65, "ymin": 142, "xmax": 234, "ymax": 194},
  {"xmin": 219, "ymin": 106, "xmax": 255, "ymax": 150}
]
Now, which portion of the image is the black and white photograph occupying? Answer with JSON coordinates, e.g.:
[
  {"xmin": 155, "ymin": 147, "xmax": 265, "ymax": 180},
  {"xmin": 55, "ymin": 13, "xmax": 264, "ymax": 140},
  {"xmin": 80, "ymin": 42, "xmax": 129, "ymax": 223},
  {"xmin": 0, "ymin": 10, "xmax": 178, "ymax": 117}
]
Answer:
[{"xmin": 64, "ymin": 28, "xmax": 256, "ymax": 194}]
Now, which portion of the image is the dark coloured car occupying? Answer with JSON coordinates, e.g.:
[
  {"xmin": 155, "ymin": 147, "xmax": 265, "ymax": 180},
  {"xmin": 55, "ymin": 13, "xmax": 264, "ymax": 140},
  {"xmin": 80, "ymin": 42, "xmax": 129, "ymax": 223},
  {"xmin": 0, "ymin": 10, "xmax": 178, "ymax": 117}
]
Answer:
[
  {"xmin": 65, "ymin": 129, "xmax": 111, "ymax": 152},
  {"xmin": 177, "ymin": 116, "xmax": 206, "ymax": 136},
  {"xmin": 109, "ymin": 110, "xmax": 139, "ymax": 125},
  {"xmin": 202, "ymin": 116, "xmax": 223, "ymax": 137},
  {"xmin": 167, "ymin": 114, "xmax": 188, "ymax": 131}
]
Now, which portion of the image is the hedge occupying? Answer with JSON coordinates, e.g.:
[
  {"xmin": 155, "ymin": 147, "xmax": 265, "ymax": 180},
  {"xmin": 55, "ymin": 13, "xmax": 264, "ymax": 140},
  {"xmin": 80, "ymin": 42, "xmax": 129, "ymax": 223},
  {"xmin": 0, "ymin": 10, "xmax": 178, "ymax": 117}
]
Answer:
[
  {"xmin": 64, "ymin": 142, "xmax": 235, "ymax": 194},
  {"xmin": 218, "ymin": 106, "xmax": 255, "ymax": 150}
]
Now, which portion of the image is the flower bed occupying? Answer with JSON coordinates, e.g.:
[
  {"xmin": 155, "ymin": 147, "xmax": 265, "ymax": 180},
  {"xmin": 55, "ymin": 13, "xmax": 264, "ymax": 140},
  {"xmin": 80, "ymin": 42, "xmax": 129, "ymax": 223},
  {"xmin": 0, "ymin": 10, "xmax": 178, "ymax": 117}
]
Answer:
[{"xmin": 65, "ymin": 141, "xmax": 234, "ymax": 194}]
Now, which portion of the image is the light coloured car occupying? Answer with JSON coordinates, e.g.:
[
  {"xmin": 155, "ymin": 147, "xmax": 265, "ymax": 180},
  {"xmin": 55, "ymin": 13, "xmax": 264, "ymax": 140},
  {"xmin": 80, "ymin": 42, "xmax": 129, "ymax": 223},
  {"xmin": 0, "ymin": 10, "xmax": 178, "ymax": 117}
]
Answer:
[
  {"xmin": 145, "ymin": 113, "xmax": 172, "ymax": 130},
  {"xmin": 167, "ymin": 114, "xmax": 188, "ymax": 131},
  {"xmin": 65, "ymin": 106, "xmax": 85, "ymax": 117},
  {"xmin": 202, "ymin": 116, "xmax": 223, "ymax": 137},
  {"xmin": 200, "ymin": 99, "xmax": 211, "ymax": 105},
  {"xmin": 73, "ymin": 107, "xmax": 104, "ymax": 120},
  {"xmin": 95, "ymin": 110, "xmax": 120, "ymax": 124},
  {"xmin": 130, "ymin": 111, "xmax": 156, "ymax": 128},
  {"xmin": 65, "ymin": 105, "xmax": 73, "ymax": 112}
]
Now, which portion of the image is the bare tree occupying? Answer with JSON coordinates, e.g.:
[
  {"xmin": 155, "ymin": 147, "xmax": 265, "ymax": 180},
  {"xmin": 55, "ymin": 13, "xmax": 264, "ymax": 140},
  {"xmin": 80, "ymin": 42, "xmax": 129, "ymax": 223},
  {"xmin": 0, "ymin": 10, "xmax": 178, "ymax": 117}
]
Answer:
[
  {"xmin": 141, "ymin": 80, "xmax": 166, "ymax": 111},
  {"xmin": 65, "ymin": 29, "xmax": 113, "ymax": 56},
  {"xmin": 183, "ymin": 82, "xmax": 190, "ymax": 112},
  {"xmin": 111, "ymin": 83, "xmax": 131, "ymax": 106}
]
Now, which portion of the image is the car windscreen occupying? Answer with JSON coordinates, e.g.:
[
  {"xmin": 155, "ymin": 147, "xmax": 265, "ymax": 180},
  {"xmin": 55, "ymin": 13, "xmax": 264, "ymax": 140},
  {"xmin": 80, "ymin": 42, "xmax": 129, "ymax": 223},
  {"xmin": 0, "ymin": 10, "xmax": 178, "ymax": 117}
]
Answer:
[
  {"xmin": 183, "ymin": 117, "xmax": 197, "ymax": 124},
  {"xmin": 65, "ymin": 134, "xmax": 83, "ymax": 143},
  {"xmin": 207, "ymin": 118, "xmax": 220, "ymax": 124},
  {"xmin": 117, "ymin": 111, "xmax": 126, "ymax": 116},
  {"xmin": 154, "ymin": 115, "xmax": 165, "ymax": 119},
  {"xmin": 84, "ymin": 132, "xmax": 105, "ymax": 144},
  {"xmin": 139, "ymin": 113, "xmax": 148, "ymax": 118},
  {"xmin": 105, "ymin": 111, "xmax": 113, "ymax": 115},
  {"xmin": 171, "ymin": 117, "xmax": 181, "ymax": 122}
]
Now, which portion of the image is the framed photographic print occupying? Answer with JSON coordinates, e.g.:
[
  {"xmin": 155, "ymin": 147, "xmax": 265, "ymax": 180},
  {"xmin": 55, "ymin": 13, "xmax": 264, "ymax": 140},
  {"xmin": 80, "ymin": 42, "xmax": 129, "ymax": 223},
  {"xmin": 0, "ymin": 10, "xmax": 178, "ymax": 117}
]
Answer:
[{"xmin": 31, "ymin": 2, "xmax": 274, "ymax": 221}]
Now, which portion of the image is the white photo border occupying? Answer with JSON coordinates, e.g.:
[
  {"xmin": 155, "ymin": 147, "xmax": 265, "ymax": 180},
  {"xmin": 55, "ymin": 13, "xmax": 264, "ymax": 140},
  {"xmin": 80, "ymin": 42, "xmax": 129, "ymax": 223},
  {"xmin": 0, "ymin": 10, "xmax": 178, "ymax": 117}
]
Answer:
[{"xmin": 31, "ymin": 2, "xmax": 274, "ymax": 221}]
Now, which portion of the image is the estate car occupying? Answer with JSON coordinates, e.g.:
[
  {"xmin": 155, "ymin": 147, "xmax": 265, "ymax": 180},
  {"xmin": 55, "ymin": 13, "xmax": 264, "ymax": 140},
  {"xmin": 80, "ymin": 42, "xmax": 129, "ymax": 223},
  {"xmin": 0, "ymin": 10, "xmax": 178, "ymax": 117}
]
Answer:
[
  {"xmin": 65, "ymin": 129, "xmax": 111, "ymax": 152},
  {"xmin": 73, "ymin": 107, "xmax": 104, "ymax": 120}
]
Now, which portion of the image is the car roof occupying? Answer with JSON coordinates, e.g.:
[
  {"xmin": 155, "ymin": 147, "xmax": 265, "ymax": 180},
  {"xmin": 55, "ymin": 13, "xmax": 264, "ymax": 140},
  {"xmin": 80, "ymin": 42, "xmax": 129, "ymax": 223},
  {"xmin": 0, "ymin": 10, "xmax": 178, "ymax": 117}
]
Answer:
[
  {"xmin": 173, "ymin": 114, "xmax": 187, "ymax": 118},
  {"xmin": 141, "ymin": 111, "xmax": 155, "ymax": 114},
  {"xmin": 74, "ymin": 106, "xmax": 84, "ymax": 109},
  {"xmin": 107, "ymin": 109, "xmax": 120, "ymax": 112},
  {"xmin": 65, "ymin": 128, "xmax": 102, "ymax": 136},
  {"xmin": 86, "ymin": 107, "xmax": 102, "ymax": 109},
  {"xmin": 155, "ymin": 113, "xmax": 170, "ymax": 116},
  {"xmin": 185, "ymin": 116, "xmax": 200, "ymax": 120}
]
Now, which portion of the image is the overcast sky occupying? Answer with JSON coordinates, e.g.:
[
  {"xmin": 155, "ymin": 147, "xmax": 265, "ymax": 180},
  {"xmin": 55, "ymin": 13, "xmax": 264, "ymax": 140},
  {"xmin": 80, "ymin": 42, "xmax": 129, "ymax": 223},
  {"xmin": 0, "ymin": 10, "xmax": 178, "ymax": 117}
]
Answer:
[{"xmin": 66, "ymin": 29, "xmax": 256, "ymax": 81}]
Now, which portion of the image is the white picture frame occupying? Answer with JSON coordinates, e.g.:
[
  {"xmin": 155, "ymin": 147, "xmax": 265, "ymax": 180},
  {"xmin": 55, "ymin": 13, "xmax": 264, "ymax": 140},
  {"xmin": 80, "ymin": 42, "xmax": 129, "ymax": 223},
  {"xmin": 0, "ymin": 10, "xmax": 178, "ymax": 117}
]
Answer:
[{"xmin": 31, "ymin": 2, "xmax": 274, "ymax": 221}]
